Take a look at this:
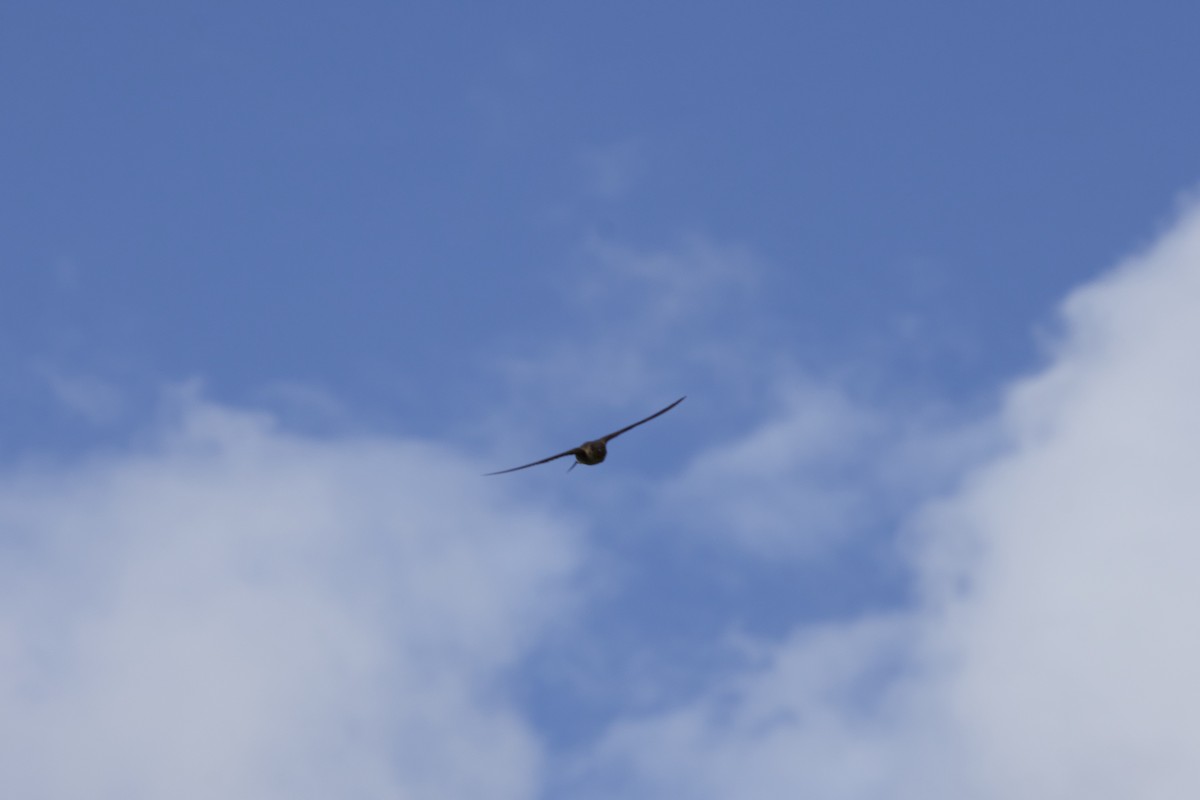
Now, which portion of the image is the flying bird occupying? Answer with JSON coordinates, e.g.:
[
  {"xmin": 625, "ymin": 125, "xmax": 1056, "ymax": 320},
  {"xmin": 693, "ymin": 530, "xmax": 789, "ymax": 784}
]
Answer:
[{"xmin": 485, "ymin": 396, "xmax": 686, "ymax": 475}]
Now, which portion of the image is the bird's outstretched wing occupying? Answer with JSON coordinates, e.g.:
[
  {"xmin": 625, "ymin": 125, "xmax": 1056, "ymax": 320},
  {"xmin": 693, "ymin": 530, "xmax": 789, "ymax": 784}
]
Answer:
[
  {"xmin": 600, "ymin": 395, "xmax": 686, "ymax": 443},
  {"xmin": 484, "ymin": 447, "xmax": 581, "ymax": 476}
]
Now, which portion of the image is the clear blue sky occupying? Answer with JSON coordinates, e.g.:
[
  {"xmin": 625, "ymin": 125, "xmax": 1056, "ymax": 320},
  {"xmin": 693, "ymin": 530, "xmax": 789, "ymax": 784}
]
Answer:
[{"xmin": 4, "ymin": 3, "xmax": 1200, "ymax": 797}]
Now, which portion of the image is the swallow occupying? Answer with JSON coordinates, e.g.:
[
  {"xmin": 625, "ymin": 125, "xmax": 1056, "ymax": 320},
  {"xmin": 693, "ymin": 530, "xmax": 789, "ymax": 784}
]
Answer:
[{"xmin": 485, "ymin": 396, "xmax": 686, "ymax": 475}]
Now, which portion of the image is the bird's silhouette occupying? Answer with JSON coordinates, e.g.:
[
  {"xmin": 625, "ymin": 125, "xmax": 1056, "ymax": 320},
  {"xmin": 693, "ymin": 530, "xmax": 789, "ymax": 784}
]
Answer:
[{"xmin": 485, "ymin": 396, "xmax": 685, "ymax": 475}]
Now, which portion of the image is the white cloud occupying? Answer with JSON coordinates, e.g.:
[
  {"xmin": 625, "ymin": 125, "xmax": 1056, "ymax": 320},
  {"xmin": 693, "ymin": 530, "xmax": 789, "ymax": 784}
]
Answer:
[
  {"xmin": 574, "ymin": 198, "xmax": 1200, "ymax": 798},
  {"xmin": 920, "ymin": 195, "xmax": 1200, "ymax": 798},
  {"xmin": 0, "ymin": 388, "xmax": 581, "ymax": 799}
]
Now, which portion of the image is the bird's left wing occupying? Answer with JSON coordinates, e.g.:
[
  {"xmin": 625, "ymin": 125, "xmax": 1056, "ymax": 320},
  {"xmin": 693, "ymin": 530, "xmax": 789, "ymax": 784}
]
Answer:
[{"xmin": 484, "ymin": 447, "xmax": 581, "ymax": 476}]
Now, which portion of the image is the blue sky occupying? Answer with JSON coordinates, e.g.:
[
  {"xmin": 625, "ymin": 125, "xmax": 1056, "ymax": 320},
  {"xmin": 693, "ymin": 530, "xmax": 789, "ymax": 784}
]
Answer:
[{"xmin": 5, "ymin": 3, "xmax": 1200, "ymax": 797}]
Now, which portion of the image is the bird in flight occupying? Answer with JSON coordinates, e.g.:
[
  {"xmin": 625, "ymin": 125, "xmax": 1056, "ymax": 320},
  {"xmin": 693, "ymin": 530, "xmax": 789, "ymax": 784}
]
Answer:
[{"xmin": 485, "ymin": 396, "xmax": 686, "ymax": 475}]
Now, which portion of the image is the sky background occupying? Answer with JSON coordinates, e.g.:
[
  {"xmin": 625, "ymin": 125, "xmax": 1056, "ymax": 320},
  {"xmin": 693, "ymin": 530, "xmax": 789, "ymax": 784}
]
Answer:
[{"xmin": 4, "ymin": 2, "xmax": 1200, "ymax": 797}]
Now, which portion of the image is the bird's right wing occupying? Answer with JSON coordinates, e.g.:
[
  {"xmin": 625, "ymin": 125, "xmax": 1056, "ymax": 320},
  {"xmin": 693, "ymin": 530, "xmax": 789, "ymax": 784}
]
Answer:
[
  {"xmin": 599, "ymin": 396, "xmax": 686, "ymax": 443},
  {"xmin": 484, "ymin": 447, "xmax": 580, "ymax": 476}
]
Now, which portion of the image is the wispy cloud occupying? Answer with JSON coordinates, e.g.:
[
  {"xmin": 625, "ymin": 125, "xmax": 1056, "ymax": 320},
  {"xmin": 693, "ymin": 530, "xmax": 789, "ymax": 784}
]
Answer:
[
  {"xmin": 35, "ymin": 363, "xmax": 125, "ymax": 424},
  {"xmin": 577, "ymin": 140, "xmax": 643, "ymax": 201},
  {"xmin": 658, "ymin": 381, "xmax": 883, "ymax": 555},
  {"xmin": 488, "ymin": 232, "xmax": 769, "ymax": 452},
  {"xmin": 573, "ymin": 233, "xmax": 760, "ymax": 326},
  {"xmin": 490, "ymin": 228, "xmax": 991, "ymax": 558}
]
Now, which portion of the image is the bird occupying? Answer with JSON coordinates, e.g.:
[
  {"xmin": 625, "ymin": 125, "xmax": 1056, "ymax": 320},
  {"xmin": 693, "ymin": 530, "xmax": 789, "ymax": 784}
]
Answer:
[{"xmin": 485, "ymin": 396, "xmax": 686, "ymax": 475}]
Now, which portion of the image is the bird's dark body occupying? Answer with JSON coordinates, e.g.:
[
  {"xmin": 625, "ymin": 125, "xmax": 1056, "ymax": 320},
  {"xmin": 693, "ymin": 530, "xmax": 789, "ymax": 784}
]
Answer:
[
  {"xmin": 574, "ymin": 440, "xmax": 607, "ymax": 466},
  {"xmin": 485, "ymin": 397, "xmax": 684, "ymax": 476}
]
